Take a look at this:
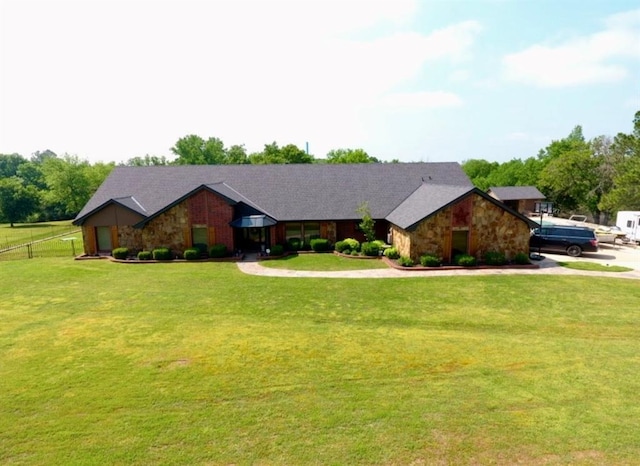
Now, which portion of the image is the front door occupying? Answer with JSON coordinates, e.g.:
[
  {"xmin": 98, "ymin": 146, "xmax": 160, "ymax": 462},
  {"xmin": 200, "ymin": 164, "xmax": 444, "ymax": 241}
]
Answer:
[
  {"xmin": 451, "ymin": 230, "xmax": 469, "ymax": 259},
  {"xmin": 96, "ymin": 226, "xmax": 112, "ymax": 252}
]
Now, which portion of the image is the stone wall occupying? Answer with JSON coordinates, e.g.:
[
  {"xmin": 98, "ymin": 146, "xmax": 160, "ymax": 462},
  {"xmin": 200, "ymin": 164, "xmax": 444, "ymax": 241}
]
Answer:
[
  {"xmin": 117, "ymin": 225, "xmax": 143, "ymax": 252},
  {"xmin": 470, "ymin": 195, "xmax": 530, "ymax": 260},
  {"xmin": 392, "ymin": 193, "xmax": 531, "ymax": 263},
  {"xmin": 141, "ymin": 203, "xmax": 189, "ymax": 253}
]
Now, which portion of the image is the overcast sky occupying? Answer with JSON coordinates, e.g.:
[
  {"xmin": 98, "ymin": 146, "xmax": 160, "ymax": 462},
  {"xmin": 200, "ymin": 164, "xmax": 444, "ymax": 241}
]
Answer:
[{"xmin": 1, "ymin": 0, "xmax": 639, "ymax": 164}]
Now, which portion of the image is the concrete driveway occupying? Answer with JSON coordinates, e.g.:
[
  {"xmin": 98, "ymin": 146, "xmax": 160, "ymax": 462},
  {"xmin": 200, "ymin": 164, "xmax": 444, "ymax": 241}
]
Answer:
[{"xmin": 534, "ymin": 242, "xmax": 640, "ymax": 271}]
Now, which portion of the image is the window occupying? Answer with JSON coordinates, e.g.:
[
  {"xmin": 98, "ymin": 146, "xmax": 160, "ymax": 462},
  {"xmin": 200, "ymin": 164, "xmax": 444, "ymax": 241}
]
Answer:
[
  {"xmin": 303, "ymin": 222, "xmax": 320, "ymax": 243},
  {"xmin": 192, "ymin": 226, "xmax": 208, "ymax": 246},
  {"xmin": 285, "ymin": 223, "xmax": 302, "ymax": 241},
  {"xmin": 628, "ymin": 220, "xmax": 634, "ymax": 228}
]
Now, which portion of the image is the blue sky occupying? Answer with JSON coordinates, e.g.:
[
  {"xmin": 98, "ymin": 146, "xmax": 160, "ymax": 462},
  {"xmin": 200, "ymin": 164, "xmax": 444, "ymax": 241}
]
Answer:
[{"xmin": 1, "ymin": 0, "xmax": 638, "ymax": 164}]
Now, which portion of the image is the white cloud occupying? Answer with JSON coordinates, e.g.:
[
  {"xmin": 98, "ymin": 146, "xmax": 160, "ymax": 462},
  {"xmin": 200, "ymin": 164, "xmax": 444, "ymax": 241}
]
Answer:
[
  {"xmin": 380, "ymin": 91, "xmax": 463, "ymax": 109},
  {"xmin": 502, "ymin": 8, "xmax": 640, "ymax": 87}
]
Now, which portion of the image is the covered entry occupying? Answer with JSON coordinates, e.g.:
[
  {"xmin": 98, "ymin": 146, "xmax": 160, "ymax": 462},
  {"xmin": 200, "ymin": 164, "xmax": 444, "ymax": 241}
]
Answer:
[{"xmin": 230, "ymin": 215, "xmax": 276, "ymax": 252}]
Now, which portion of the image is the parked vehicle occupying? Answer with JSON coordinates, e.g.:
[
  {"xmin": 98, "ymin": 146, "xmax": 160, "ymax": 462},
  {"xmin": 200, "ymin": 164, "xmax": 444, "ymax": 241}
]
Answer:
[
  {"xmin": 530, "ymin": 225, "xmax": 599, "ymax": 257},
  {"xmin": 615, "ymin": 211, "xmax": 640, "ymax": 244}
]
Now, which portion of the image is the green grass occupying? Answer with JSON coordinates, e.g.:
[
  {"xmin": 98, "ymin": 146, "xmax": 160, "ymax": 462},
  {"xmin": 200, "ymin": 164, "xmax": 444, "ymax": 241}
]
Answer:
[
  {"xmin": 557, "ymin": 261, "xmax": 633, "ymax": 272},
  {"xmin": 1, "ymin": 258, "xmax": 640, "ymax": 464},
  {"xmin": 0, "ymin": 220, "xmax": 78, "ymax": 248},
  {"xmin": 261, "ymin": 252, "xmax": 389, "ymax": 270}
]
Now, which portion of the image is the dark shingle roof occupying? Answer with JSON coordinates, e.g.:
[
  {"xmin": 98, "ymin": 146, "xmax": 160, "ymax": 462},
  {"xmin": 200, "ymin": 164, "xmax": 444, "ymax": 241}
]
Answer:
[
  {"xmin": 488, "ymin": 186, "xmax": 545, "ymax": 201},
  {"xmin": 386, "ymin": 184, "xmax": 474, "ymax": 230},
  {"xmin": 75, "ymin": 163, "xmax": 473, "ymax": 225}
]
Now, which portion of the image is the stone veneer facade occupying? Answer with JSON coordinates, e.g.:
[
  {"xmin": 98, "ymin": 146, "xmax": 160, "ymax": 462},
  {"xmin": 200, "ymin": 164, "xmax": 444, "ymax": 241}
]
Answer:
[{"xmin": 392, "ymin": 192, "xmax": 531, "ymax": 263}]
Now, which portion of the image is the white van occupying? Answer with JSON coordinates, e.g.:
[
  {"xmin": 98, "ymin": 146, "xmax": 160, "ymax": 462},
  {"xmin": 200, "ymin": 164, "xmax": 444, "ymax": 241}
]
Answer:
[{"xmin": 616, "ymin": 211, "xmax": 640, "ymax": 244}]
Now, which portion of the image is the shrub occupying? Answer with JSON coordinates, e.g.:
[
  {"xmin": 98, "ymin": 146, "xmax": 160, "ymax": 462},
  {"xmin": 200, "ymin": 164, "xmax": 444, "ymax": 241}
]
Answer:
[
  {"xmin": 343, "ymin": 238, "xmax": 360, "ymax": 252},
  {"xmin": 334, "ymin": 241, "xmax": 349, "ymax": 253},
  {"xmin": 152, "ymin": 247, "xmax": 172, "ymax": 261},
  {"xmin": 360, "ymin": 241, "xmax": 380, "ymax": 257},
  {"xmin": 193, "ymin": 243, "xmax": 208, "ymax": 257},
  {"xmin": 287, "ymin": 238, "xmax": 303, "ymax": 251},
  {"xmin": 209, "ymin": 243, "xmax": 228, "ymax": 258},
  {"xmin": 454, "ymin": 254, "xmax": 476, "ymax": 267},
  {"xmin": 137, "ymin": 251, "xmax": 152, "ymax": 261},
  {"xmin": 350, "ymin": 250, "xmax": 359, "ymax": 256},
  {"xmin": 420, "ymin": 254, "xmax": 441, "ymax": 267},
  {"xmin": 183, "ymin": 248, "xmax": 200, "ymax": 261},
  {"xmin": 269, "ymin": 244, "xmax": 284, "ymax": 256},
  {"xmin": 383, "ymin": 247, "xmax": 400, "ymax": 259},
  {"xmin": 398, "ymin": 256, "xmax": 414, "ymax": 267},
  {"xmin": 514, "ymin": 252, "xmax": 530, "ymax": 265},
  {"xmin": 112, "ymin": 247, "xmax": 129, "ymax": 260},
  {"xmin": 484, "ymin": 251, "xmax": 507, "ymax": 266},
  {"xmin": 310, "ymin": 238, "xmax": 330, "ymax": 252}
]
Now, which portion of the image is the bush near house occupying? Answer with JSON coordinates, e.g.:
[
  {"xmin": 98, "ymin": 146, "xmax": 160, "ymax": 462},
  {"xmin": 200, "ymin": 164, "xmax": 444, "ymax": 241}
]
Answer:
[
  {"xmin": 514, "ymin": 252, "xmax": 531, "ymax": 265},
  {"xmin": 334, "ymin": 241, "xmax": 349, "ymax": 254},
  {"xmin": 398, "ymin": 256, "xmax": 414, "ymax": 267},
  {"xmin": 183, "ymin": 248, "xmax": 200, "ymax": 261},
  {"xmin": 420, "ymin": 254, "xmax": 442, "ymax": 267},
  {"xmin": 112, "ymin": 247, "xmax": 129, "ymax": 260},
  {"xmin": 269, "ymin": 244, "xmax": 284, "ymax": 256},
  {"xmin": 454, "ymin": 254, "xmax": 476, "ymax": 267},
  {"xmin": 360, "ymin": 242, "xmax": 380, "ymax": 257},
  {"xmin": 209, "ymin": 244, "xmax": 228, "ymax": 258},
  {"xmin": 137, "ymin": 251, "xmax": 152, "ymax": 261},
  {"xmin": 383, "ymin": 247, "xmax": 400, "ymax": 259},
  {"xmin": 152, "ymin": 247, "xmax": 173, "ymax": 261},
  {"xmin": 484, "ymin": 251, "xmax": 507, "ymax": 266},
  {"xmin": 342, "ymin": 238, "xmax": 360, "ymax": 252},
  {"xmin": 193, "ymin": 243, "xmax": 208, "ymax": 258},
  {"xmin": 310, "ymin": 238, "xmax": 330, "ymax": 252},
  {"xmin": 286, "ymin": 238, "xmax": 303, "ymax": 251}
]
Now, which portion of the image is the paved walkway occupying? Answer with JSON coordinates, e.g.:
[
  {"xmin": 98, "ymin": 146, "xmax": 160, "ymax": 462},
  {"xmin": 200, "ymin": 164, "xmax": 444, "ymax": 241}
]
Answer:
[{"xmin": 237, "ymin": 253, "xmax": 640, "ymax": 280}]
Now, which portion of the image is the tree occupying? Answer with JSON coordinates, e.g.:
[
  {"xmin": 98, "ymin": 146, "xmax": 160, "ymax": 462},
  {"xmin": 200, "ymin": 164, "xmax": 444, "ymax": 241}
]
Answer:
[
  {"xmin": 248, "ymin": 142, "xmax": 313, "ymax": 164},
  {"xmin": 356, "ymin": 201, "xmax": 376, "ymax": 242},
  {"xmin": 171, "ymin": 135, "xmax": 226, "ymax": 164},
  {"xmin": 600, "ymin": 110, "xmax": 640, "ymax": 211},
  {"xmin": 41, "ymin": 155, "xmax": 101, "ymax": 217},
  {"xmin": 326, "ymin": 148, "xmax": 379, "ymax": 164},
  {"xmin": 0, "ymin": 176, "xmax": 40, "ymax": 226},
  {"xmin": 0, "ymin": 153, "xmax": 27, "ymax": 178},
  {"xmin": 226, "ymin": 145, "xmax": 249, "ymax": 164},
  {"xmin": 125, "ymin": 155, "xmax": 169, "ymax": 166}
]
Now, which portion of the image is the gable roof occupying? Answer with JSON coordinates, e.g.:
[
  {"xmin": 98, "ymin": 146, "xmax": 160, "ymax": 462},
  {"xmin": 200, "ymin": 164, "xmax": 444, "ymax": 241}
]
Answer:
[
  {"xmin": 74, "ymin": 163, "xmax": 473, "ymax": 225},
  {"xmin": 387, "ymin": 184, "xmax": 539, "ymax": 231},
  {"xmin": 487, "ymin": 186, "xmax": 545, "ymax": 201},
  {"xmin": 386, "ymin": 183, "xmax": 474, "ymax": 230}
]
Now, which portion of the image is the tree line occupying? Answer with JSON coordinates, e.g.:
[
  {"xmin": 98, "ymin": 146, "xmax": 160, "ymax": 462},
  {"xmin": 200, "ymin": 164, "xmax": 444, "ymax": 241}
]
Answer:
[
  {"xmin": 1, "ymin": 111, "xmax": 637, "ymax": 226},
  {"xmin": 462, "ymin": 111, "xmax": 639, "ymax": 223}
]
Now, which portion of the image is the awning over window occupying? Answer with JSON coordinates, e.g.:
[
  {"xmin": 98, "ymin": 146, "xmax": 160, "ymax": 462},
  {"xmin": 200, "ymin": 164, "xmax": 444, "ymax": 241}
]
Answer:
[{"xmin": 229, "ymin": 215, "xmax": 277, "ymax": 228}]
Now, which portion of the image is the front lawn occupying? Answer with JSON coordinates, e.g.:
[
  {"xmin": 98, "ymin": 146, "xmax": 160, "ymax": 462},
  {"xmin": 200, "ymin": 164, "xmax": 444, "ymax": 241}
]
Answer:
[
  {"xmin": 1, "ymin": 258, "xmax": 639, "ymax": 464},
  {"xmin": 261, "ymin": 252, "xmax": 389, "ymax": 270}
]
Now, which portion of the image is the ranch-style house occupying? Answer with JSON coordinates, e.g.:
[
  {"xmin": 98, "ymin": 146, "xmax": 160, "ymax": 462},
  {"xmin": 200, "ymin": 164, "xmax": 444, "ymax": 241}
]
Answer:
[{"xmin": 73, "ymin": 163, "xmax": 538, "ymax": 262}]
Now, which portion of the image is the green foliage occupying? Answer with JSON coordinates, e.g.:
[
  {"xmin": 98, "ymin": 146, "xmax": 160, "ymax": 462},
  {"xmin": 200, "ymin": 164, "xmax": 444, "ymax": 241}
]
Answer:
[
  {"xmin": 248, "ymin": 142, "xmax": 314, "ymax": 164},
  {"xmin": 350, "ymin": 250, "xmax": 359, "ymax": 256},
  {"xmin": 269, "ymin": 244, "xmax": 284, "ymax": 256},
  {"xmin": 286, "ymin": 238, "xmax": 303, "ymax": 251},
  {"xmin": 397, "ymin": 256, "xmax": 414, "ymax": 267},
  {"xmin": 209, "ymin": 244, "xmax": 228, "ymax": 258},
  {"xmin": 342, "ymin": 238, "xmax": 360, "ymax": 252},
  {"xmin": 193, "ymin": 243, "xmax": 208, "ymax": 257},
  {"xmin": 112, "ymin": 247, "xmax": 129, "ymax": 260},
  {"xmin": 356, "ymin": 202, "xmax": 376, "ymax": 242},
  {"xmin": 419, "ymin": 254, "xmax": 442, "ymax": 267},
  {"xmin": 183, "ymin": 248, "xmax": 200, "ymax": 261},
  {"xmin": 383, "ymin": 247, "xmax": 400, "ymax": 259},
  {"xmin": 360, "ymin": 241, "xmax": 380, "ymax": 257},
  {"xmin": 310, "ymin": 238, "xmax": 330, "ymax": 252},
  {"xmin": 152, "ymin": 247, "xmax": 173, "ymax": 260},
  {"xmin": 483, "ymin": 251, "xmax": 507, "ymax": 266},
  {"xmin": 326, "ymin": 148, "xmax": 379, "ymax": 164},
  {"xmin": 0, "ymin": 176, "xmax": 40, "ymax": 226},
  {"xmin": 454, "ymin": 254, "xmax": 477, "ymax": 267},
  {"xmin": 137, "ymin": 251, "xmax": 152, "ymax": 261},
  {"xmin": 124, "ymin": 154, "xmax": 169, "ymax": 166},
  {"xmin": 514, "ymin": 252, "xmax": 530, "ymax": 265},
  {"xmin": 334, "ymin": 240, "xmax": 349, "ymax": 253}
]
